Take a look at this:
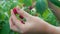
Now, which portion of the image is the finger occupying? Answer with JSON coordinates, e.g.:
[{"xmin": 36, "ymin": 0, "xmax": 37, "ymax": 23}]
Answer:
[
  {"xmin": 11, "ymin": 9, "xmax": 24, "ymax": 28},
  {"xmin": 16, "ymin": 6, "xmax": 32, "ymax": 19},
  {"xmin": 9, "ymin": 17, "xmax": 19, "ymax": 32}
]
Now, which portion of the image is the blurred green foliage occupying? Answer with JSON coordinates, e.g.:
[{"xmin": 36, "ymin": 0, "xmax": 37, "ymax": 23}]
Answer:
[
  {"xmin": 49, "ymin": 0, "xmax": 60, "ymax": 7},
  {"xmin": 35, "ymin": 0, "xmax": 60, "ymax": 26},
  {"xmin": 0, "ymin": 0, "xmax": 20, "ymax": 34},
  {"xmin": 0, "ymin": 0, "xmax": 60, "ymax": 34}
]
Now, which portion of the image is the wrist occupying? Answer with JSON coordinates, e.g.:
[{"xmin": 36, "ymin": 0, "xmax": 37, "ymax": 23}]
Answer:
[{"xmin": 46, "ymin": 24, "xmax": 60, "ymax": 34}]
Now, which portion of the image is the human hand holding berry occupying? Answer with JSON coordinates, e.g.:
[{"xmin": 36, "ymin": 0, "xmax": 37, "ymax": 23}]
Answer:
[{"xmin": 9, "ymin": 6, "xmax": 60, "ymax": 34}]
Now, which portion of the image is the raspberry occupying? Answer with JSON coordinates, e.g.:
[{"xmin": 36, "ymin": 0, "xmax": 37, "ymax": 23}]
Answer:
[
  {"xmin": 19, "ymin": 15, "xmax": 24, "ymax": 19},
  {"xmin": 29, "ymin": 6, "xmax": 33, "ymax": 10},
  {"xmin": 13, "ymin": 8, "xmax": 17, "ymax": 14},
  {"xmin": 21, "ymin": 20, "xmax": 25, "ymax": 24}
]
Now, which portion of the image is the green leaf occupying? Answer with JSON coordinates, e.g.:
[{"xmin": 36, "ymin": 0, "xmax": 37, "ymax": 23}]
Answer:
[
  {"xmin": 23, "ymin": 0, "xmax": 32, "ymax": 7},
  {"xmin": 42, "ymin": 8, "xmax": 59, "ymax": 26},
  {"xmin": 0, "ymin": 13, "xmax": 5, "ymax": 21},
  {"xmin": 10, "ymin": 0, "xmax": 18, "ymax": 9},
  {"xmin": 1, "ymin": 22, "xmax": 10, "ymax": 34},
  {"xmin": 35, "ymin": 0, "xmax": 48, "ymax": 15},
  {"xmin": 49, "ymin": 0, "xmax": 60, "ymax": 7},
  {"xmin": 19, "ymin": 0, "xmax": 24, "ymax": 3}
]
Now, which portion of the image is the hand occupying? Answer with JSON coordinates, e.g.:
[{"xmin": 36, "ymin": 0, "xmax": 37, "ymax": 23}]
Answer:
[{"xmin": 9, "ymin": 7, "xmax": 51, "ymax": 34}]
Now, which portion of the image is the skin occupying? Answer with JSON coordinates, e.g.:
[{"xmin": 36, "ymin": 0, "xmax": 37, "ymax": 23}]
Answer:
[{"xmin": 9, "ymin": 2, "xmax": 60, "ymax": 34}]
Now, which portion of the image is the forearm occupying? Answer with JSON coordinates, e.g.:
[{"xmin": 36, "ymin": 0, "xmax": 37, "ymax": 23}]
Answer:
[{"xmin": 48, "ymin": 1, "xmax": 60, "ymax": 20}]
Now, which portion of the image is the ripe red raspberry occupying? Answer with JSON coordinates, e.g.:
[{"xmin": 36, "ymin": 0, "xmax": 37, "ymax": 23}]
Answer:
[
  {"xmin": 19, "ymin": 15, "xmax": 24, "ymax": 19},
  {"xmin": 29, "ymin": 6, "xmax": 33, "ymax": 10},
  {"xmin": 13, "ymin": 8, "xmax": 17, "ymax": 14},
  {"xmin": 21, "ymin": 20, "xmax": 25, "ymax": 24}
]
